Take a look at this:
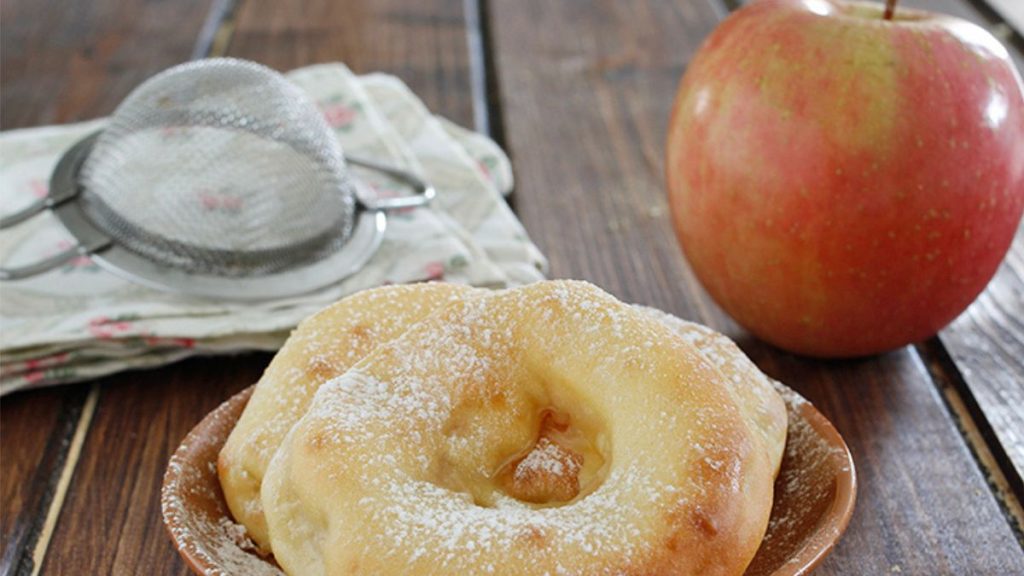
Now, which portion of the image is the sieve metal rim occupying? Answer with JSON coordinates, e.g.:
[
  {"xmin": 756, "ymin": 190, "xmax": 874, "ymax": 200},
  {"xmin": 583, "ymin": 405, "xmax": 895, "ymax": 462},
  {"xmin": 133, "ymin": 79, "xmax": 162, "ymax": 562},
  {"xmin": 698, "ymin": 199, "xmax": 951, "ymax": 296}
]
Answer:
[{"xmin": 0, "ymin": 131, "xmax": 430, "ymax": 300}]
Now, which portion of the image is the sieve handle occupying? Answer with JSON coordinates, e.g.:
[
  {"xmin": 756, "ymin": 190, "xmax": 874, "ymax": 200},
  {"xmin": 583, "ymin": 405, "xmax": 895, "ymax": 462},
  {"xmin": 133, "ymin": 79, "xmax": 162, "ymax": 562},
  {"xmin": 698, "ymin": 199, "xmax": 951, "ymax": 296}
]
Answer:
[
  {"xmin": 0, "ymin": 238, "xmax": 111, "ymax": 281},
  {"xmin": 348, "ymin": 155, "xmax": 436, "ymax": 212},
  {"xmin": 2, "ymin": 146, "xmax": 85, "ymax": 230},
  {"xmin": 1, "ymin": 197, "xmax": 56, "ymax": 229}
]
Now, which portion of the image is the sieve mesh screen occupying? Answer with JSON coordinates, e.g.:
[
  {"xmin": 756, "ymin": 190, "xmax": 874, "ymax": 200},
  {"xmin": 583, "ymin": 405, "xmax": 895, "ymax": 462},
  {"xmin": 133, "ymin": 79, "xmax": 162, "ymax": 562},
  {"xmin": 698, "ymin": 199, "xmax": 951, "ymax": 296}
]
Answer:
[{"xmin": 78, "ymin": 58, "xmax": 356, "ymax": 277}]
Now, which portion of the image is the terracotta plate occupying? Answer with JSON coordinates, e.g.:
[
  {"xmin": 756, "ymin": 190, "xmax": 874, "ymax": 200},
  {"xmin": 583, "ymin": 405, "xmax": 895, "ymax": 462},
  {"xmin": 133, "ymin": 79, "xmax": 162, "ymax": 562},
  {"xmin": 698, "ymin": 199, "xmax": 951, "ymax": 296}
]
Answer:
[{"xmin": 162, "ymin": 383, "xmax": 856, "ymax": 575}]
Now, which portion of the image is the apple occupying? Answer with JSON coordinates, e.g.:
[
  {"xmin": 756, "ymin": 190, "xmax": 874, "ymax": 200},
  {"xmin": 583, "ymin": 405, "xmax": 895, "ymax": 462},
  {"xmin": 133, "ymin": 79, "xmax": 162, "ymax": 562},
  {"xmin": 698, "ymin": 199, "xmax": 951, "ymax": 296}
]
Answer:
[{"xmin": 665, "ymin": 0, "xmax": 1024, "ymax": 357}]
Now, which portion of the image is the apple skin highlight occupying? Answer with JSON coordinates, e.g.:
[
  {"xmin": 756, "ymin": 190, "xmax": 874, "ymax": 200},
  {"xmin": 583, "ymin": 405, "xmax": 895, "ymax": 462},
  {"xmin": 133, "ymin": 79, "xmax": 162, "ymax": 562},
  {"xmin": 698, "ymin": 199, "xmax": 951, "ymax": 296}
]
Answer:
[{"xmin": 665, "ymin": 0, "xmax": 1024, "ymax": 357}]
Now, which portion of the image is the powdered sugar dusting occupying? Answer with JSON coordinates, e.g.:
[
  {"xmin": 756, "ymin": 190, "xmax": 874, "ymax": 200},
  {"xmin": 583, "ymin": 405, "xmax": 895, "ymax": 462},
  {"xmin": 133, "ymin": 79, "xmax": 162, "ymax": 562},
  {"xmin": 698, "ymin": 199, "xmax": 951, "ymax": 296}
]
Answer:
[
  {"xmin": 268, "ymin": 282, "xmax": 720, "ymax": 572},
  {"xmin": 302, "ymin": 295, "xmax": 505, "ymax": 470},
  {"xmin": 514, "ymin": 437, "xmax": 579, "ymax": 481},
  {"xmin": 257, "ymin": 282, "xmax": 809, "ymax": 574},
  {"xmin": 365, "ymin": 463, "xmax": 664, "ymax": 570}
]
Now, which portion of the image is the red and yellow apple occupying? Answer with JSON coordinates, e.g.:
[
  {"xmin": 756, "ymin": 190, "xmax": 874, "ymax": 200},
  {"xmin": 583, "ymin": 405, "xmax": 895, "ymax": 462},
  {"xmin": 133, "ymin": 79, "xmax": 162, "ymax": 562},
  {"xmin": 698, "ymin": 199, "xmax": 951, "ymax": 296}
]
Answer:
[{"xmin": 665, "ymin": 0, "xmax": 1024, "ymax": 357}]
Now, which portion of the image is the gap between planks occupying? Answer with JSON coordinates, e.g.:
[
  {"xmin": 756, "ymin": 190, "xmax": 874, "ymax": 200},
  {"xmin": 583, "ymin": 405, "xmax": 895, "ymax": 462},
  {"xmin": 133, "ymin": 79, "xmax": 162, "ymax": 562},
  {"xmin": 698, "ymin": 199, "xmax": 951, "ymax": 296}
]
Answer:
[
  {"xmin": 916, "ymin": 340, "xmax": 1024, "ymax": 546},
  {"xmin": 4, "ymin": 385, "xmax": 93, "ymax": 575},
  {"xmin": 192, "ymin": 0, "xmax": 243, "ymax": 59},
  {"xmin": 465, "ymin": 0, "xmax": 511, "ymax": 206},
  {"xmin": 462, "ymin": 0, "xmax": 490, "ymax": 137},
  {"xmin": 465, "ymin": 0, "xmax": 509, "ymax": 143},
  {"xmin": 27, "ymin": 385, "xmax": 99, "ymax": 576}
]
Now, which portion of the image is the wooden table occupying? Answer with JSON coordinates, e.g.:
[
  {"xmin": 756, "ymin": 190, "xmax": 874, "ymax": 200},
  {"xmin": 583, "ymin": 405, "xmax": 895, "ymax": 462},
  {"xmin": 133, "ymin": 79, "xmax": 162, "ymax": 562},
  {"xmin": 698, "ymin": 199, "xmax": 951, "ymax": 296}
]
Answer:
[{"xmin": 2, "ymin": 0, "xmax": 1022, "ymax": 573}]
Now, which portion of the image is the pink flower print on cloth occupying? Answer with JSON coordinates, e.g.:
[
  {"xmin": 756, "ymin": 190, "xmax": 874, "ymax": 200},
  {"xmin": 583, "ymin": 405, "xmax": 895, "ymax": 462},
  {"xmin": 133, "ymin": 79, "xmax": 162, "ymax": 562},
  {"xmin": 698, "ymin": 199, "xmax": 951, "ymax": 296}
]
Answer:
[
  {"xmin": 424, "ymin": 261, "xmax": 445, "ymax": 281},
  {"xmin": 87, "ymin": 315, "xmax": 137, "ymax": 340},
  {"xmin": 29, "ymin": 179, "xmax": 48, "ymax": 198},
  {"xmin": 320, "ymin": 100, "xmax": 360, "ymax": 130}
]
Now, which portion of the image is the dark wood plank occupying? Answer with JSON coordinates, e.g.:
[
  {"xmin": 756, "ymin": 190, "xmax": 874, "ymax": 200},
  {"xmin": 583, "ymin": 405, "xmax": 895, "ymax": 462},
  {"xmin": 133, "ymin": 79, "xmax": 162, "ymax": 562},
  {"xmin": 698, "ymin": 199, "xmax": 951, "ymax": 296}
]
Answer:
[
  {"xmin": 0, "ymin": 0, "xmax": 214, "ymax": 129},
  {"xmin": 38, "ymin": 355, "xmax": 268, "ymax": 575},
  {"xmin": 0, "ymin": 0, "xmax": 218, "ymax": 571},
  {"xmin": 488, "ymin": 0, "xmax": 1024, "ymax": 572},
  {"xmin": 227, "ymin": 0, "xmax": 475, "ymax": 127}
]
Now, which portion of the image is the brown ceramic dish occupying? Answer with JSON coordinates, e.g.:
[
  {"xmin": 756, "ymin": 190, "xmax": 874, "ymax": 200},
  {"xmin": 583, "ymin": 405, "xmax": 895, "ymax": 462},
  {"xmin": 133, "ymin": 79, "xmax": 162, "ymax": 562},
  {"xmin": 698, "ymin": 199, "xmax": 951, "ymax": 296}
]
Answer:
[{"xmin": 162, "ymin": 382, "xmax": 856, "ymax": 576}]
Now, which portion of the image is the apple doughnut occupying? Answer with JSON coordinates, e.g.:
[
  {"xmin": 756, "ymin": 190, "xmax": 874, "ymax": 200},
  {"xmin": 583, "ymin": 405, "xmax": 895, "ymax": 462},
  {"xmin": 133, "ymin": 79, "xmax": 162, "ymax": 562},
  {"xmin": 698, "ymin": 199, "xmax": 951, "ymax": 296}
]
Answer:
[
  {"xmin": 261, "ymin": 280, "xmax": 786, "ymax": 575},
  {"xmin": 218, "ymin": 282, "xmax": 477, "ymax": 552}
]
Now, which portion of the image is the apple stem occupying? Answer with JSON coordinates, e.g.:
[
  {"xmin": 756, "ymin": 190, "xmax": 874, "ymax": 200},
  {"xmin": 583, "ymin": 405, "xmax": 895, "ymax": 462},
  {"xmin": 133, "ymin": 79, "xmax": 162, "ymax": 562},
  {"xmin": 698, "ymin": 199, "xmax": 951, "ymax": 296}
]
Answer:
[{"xmin": 884, "ymin": 0, "xmax": 898, "ymax": 20}]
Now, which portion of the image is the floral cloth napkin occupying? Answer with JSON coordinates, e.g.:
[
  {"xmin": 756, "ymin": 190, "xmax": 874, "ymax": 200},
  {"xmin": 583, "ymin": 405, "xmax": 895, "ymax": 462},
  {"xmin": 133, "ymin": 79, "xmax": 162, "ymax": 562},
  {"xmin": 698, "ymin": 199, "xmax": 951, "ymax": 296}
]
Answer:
[{"xmin": 0, "ymin": 63, "xmax": 546, "ymax": 395}]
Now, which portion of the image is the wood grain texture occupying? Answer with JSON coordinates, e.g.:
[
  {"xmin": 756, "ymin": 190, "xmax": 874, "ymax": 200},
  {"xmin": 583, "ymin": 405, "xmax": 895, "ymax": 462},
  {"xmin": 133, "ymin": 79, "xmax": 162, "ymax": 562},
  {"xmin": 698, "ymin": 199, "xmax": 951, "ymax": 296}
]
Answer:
[
  {"xmin": 38, "ymin": 355, "xmax": 268, "ymax": 575},
  {"xmin": 487, "ymin": 0, "xmax": 1024, "ymax": 572},
  {"xmin": 0, "ymin": 0, "xmax": 214, "ymax": 129},
  {"xmin": 0, "ymin": 387, "xmax": 89, "ymax": 574},
  {"xmin": 228, "ymin": 0, "xmax": 475, "ymax": 127}
]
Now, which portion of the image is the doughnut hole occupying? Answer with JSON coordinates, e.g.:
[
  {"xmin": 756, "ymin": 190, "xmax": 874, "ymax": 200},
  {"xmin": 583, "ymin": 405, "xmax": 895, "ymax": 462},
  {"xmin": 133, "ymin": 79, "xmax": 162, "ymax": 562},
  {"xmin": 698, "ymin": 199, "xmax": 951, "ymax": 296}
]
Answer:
[
  {"xmin": 431, "ymin": 358, "xmax": 611, "ymax": 508},
  {"xmin": 494, "ymin": 408, "xmax": 607, "ymax": 504}
]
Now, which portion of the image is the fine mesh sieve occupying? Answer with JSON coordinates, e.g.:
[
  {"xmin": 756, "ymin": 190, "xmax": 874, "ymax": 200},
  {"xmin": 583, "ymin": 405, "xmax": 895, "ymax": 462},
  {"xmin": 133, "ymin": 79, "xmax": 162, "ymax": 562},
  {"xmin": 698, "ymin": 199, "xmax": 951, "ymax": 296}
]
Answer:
[{"xmin": 0, "ymin": 58, "xmax": 433, "ymax": 299}]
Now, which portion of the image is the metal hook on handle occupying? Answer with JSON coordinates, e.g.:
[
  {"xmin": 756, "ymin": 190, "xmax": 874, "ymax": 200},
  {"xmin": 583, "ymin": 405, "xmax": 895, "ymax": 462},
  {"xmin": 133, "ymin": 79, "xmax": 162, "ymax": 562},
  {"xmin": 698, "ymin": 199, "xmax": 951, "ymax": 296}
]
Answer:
[
  {"xmin": 1, "ymin": 194, "xmax": 88, "ymax": 278},
  {"xmin": 1, "ymin": 133, "xmax": 93, "ymax": 231},
  {"xmin": 0, "ymin": 237, "xmax": 111, "ymax": 280},
  {"xmin": 1, "ymin": 198, "xmax": 55, "ymax": 229},
  {"xmin": 347, "ymin": 155, "xmax": 436, "ymax": 212},
  {"xmin": 0, "ymin": 132, "xmax": 109, "ymax": 281}
]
